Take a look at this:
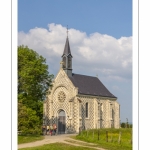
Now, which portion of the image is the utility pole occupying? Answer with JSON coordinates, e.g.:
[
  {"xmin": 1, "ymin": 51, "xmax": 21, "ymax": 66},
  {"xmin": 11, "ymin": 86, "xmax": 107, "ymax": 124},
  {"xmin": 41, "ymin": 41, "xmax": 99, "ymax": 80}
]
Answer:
[{"xmin": 126, "ymin": 118, "xmax": 128, "ymax": 128}]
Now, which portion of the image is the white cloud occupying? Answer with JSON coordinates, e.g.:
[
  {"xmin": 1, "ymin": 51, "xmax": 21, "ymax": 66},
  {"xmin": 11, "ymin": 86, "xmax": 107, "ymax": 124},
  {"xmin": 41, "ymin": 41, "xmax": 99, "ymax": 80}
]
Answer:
[{"xmin": 18, "ymin": 23, "xmax": 132, "ymax": 81}]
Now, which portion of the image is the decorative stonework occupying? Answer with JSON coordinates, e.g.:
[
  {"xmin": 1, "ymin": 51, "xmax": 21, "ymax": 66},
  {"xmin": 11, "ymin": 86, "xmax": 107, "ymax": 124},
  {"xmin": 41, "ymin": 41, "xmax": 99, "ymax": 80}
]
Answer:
[
  {"xmin": 44, "ymin": 69, "xmax": 120, "ymax": 134},
  {"xmin": 58, "ymin": 91, "xmax": 66, "ymax": 102}
]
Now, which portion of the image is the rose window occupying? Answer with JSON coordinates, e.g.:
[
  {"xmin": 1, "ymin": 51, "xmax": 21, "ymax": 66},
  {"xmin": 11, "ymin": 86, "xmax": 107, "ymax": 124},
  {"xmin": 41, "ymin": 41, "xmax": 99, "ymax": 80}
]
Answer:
[{"xmin": 58, "ymin": 91, "xmax": 66, "ymax": 102}]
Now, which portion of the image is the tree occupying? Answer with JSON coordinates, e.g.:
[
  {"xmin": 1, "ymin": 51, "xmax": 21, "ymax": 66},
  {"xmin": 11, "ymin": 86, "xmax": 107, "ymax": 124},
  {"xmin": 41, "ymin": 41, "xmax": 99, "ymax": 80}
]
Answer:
[{"xmin": 18, "ymin": 45, "xmax": 54, "ymax": 121}]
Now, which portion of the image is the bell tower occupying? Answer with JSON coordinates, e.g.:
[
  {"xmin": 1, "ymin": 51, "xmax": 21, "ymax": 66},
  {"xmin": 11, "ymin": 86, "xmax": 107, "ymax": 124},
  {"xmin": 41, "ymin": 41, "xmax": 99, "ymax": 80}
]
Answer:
[{"xmin": 62, "ymin": 27, "xmax": 72, "ymax": 77}]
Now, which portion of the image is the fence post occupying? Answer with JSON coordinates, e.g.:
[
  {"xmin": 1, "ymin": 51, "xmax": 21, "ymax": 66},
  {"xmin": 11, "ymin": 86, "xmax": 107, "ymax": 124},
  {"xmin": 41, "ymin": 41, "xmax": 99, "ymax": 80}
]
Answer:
[
  {"xmin": 131, "ymin": 131, "xmax": 132, "ymax": 144},
  {"xmin": 93, "ymin": 130, "xmax": 94, "ymax": 139},
  {"xmin": 118, "ymin": 131, "xmax": 121, "ymax": 144},
  {"xmin": 86, "ymin": 129, "xmax": 88, "ymax": 137},
  {"xmin": 79, "ymin": 127, "xmax": 80, "ymax": 135},
  {"xmin": 106, "ymin": 131, "xmax": 108, "ymax": 142},
  {"xmin": 111, "ymin": 132, "xmax": 112, "ymax": 142},
  {"xmin": 98, "ymin": 130, "xmax": 100, "ymax": 140}
]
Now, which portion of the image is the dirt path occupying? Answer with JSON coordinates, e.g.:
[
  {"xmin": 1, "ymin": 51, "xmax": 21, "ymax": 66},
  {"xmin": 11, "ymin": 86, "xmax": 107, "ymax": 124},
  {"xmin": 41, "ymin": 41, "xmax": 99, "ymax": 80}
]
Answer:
[{"xmin": 18, "ymin": 134, "xmax": 106, "ymax": 150}]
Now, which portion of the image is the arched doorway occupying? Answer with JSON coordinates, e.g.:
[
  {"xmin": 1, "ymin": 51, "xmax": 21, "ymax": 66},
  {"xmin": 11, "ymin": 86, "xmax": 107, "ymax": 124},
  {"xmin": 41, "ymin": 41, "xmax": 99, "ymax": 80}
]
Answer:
[{"xmin": 58, "ymin": 110, "xmax": 66, "ymax": 134}]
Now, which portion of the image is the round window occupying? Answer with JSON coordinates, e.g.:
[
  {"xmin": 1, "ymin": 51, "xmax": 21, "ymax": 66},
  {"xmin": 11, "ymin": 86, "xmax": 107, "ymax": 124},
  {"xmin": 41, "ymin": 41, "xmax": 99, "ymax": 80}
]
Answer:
[{"xmin": 58, "ymin": 91, "xmax": 66, "ymax": 102}]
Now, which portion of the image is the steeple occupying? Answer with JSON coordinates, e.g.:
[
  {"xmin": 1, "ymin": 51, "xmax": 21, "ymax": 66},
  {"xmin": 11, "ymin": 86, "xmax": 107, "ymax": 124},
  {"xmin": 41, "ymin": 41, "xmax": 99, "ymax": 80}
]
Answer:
[
  {"xmin": 62, "ymin": 37, "xmax": 72, "ymax": 57},
  {"xmin": 61, "ymin": 27, "xmax": 73, "ymax": 77}
]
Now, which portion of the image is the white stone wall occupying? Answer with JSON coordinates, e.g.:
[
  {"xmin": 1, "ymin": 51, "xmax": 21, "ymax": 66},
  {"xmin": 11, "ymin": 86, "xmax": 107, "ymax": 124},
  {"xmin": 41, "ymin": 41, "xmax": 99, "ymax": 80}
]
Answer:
[{"xmin": 77, "ymin": 96, "xmax": 95, "ymax": 129}]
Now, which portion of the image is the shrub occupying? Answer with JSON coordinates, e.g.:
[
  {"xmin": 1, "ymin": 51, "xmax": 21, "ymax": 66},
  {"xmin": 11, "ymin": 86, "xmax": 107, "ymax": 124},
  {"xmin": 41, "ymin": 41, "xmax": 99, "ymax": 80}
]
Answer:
[{"xmin": 18, "ymin": 102, "xmax": 42, "ymax": 135}]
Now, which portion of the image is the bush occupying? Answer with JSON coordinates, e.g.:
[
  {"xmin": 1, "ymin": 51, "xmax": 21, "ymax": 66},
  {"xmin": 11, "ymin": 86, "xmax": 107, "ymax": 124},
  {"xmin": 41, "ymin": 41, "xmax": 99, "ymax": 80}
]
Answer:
[{"xmin": 18, "ymin": 102, "xmax": 42, "ymax": 135}]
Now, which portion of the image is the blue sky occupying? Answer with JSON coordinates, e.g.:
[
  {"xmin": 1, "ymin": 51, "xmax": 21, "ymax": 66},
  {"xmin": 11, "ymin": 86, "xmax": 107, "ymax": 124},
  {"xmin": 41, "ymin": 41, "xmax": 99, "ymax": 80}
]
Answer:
[
  {"xmin": 18, "ymin": 0, "xmax": 132, "ymax": 123},
  {"xmin": 18, "ymin": 0, "xmax": 132, "ymax": 39}
]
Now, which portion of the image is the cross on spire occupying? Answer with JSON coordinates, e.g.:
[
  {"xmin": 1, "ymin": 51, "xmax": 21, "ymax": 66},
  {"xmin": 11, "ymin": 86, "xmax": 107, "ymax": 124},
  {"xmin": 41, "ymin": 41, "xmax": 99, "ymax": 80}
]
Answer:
[{"xmin": 66, "ymin": 25, "xmax": 69, "ymax": 37}]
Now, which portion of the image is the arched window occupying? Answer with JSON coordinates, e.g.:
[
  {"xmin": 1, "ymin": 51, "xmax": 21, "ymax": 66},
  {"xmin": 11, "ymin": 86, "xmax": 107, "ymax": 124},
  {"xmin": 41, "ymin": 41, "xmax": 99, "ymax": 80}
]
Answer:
[
  {"xmin": 59, "ymin": 110, "xmax": 66, "ymax": 116},
  {"xmin": 112, "ymin": 109, "xmax": 114, "ymax": 119},
  {"xmin": 85, "ymin": 102, "xmax": 88, "ymax": 118},
  {"xmin": 68, "ymin": 56, "xmax": 72, "ymax": 68},
  {"xmin": 100, "ymin": 103, "xmax": 103, "ymax": 128},
  {"xmin": 63, "ymin": 57, "xmax": 66, "ymax": 68}
]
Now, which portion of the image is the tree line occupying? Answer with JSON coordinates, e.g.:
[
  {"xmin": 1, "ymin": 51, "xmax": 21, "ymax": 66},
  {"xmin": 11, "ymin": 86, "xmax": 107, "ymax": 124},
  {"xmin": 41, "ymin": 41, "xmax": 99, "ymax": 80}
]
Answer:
[{"xmin": 121, "ymin": 122, "xmax": 132, "ymax": 128}]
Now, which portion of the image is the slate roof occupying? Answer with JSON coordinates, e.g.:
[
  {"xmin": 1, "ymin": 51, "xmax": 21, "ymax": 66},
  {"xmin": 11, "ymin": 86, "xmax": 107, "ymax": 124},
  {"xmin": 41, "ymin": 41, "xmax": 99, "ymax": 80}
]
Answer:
[{"xmin": 69, "ymin": 73, "xmax": 116, "ymax": 98}]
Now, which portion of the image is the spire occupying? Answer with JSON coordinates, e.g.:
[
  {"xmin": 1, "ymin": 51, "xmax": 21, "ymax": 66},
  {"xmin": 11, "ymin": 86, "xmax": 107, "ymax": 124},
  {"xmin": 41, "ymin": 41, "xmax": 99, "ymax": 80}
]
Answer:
[
  {"xmin": 67, "ymin": 25, "xmax": 69, "ymax": 37},
  {"xmin": 62, "ymin": 26, "xmax": 72, "ymax": 57},
  {"xmin": 62, "ymin": 37, "xmax": 72, "ymax": 57},
  {"xmin": 61, "ymin": 26, "xmax": 73, "ymax": 77}
]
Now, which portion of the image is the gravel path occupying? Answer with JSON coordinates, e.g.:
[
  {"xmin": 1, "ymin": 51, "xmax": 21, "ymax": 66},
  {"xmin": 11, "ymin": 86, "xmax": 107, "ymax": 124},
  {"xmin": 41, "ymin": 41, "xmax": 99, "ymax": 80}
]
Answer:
[{"xmin": 18, "ymin": 134, "xmax": 106, "ymax": 150}]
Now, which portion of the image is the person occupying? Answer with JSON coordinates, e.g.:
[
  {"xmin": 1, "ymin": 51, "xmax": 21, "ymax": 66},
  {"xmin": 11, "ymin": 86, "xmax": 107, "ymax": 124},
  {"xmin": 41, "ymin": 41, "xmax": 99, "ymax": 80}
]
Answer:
[
  {"xmin": 42, "ymin": 125, "xmax": 46, "ymax": 135},
  {"xmin": 49, "ymin": 124, "xmax": 53, "ymax": 136},
  {"xmin": 47, "ymin": 125, "xmax": 49, "ymax": 135},
  {"xmin": 53, "ymin": 124, "xmax": 57, "ymax": 135}
]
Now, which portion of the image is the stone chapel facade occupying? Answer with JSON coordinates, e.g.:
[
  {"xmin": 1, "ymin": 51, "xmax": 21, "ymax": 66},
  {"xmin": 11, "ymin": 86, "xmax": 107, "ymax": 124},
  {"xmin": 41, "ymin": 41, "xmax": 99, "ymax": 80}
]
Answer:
[{"xmin": 43, "ymin": 36, "xmax": 120, "ymax": 134}]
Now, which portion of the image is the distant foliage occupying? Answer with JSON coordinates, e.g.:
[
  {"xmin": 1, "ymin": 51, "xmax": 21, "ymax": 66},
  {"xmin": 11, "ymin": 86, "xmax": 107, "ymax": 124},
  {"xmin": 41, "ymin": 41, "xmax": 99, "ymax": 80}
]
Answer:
[
  {"xmin": 121, "ymin": 122, "xmax": 132, "ymax": 128},
  {"xmin": 121, "ymin": 122, "xmax": 126, "ymax": 128}
]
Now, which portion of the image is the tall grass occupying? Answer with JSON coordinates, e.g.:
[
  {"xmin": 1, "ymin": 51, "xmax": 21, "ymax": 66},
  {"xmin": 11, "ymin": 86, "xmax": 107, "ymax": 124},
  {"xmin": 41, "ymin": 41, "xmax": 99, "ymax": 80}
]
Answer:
[{"xmin": 76, "ymin": 128, "xmax": 132, "ymax": 150}]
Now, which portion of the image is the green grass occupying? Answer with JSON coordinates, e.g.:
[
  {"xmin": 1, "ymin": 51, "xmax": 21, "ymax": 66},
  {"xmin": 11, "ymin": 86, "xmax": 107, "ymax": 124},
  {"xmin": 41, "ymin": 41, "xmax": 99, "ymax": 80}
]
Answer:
[
  {"xmin": 19, "ymin": 142, "xmax": 96, "ymax": 150},
  {"xmin": 75, "ymin": 128, "xmax": 132, "ymax": 150},
  {"xmin": 18, "ymin": 135, "xmax": 44, "ymax": 144},
  {"xmin": 65, "ymin": 139, "xmax": 99, "ymax": 147}
]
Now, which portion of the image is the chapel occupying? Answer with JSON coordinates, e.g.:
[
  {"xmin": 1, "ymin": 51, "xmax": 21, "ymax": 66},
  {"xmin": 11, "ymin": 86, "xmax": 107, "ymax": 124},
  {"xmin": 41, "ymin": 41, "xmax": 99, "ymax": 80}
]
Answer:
[{"xmin": 43, "ymin": 34, "xmax": 120, "ymax": 134}]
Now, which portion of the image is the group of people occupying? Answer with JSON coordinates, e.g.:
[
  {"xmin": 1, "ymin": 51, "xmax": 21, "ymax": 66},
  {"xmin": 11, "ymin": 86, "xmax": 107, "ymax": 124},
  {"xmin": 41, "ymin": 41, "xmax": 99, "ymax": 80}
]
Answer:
[{"xmin": 46, "ymin": 124, "xmax": 57, "ymax": 136}]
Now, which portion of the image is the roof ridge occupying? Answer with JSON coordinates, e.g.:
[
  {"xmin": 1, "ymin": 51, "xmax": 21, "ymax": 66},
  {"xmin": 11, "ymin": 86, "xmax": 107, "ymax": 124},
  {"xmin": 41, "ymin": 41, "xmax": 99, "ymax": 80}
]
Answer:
[{"xmin": 72, "ymin": 73, "xmax": 98, "ymax": 78}]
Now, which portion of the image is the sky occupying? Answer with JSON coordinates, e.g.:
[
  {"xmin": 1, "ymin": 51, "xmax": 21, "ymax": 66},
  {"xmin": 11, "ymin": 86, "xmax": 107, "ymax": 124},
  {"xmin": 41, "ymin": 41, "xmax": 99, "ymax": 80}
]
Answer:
[{"xmin": 18, "ymin": 0, "xmax": 132, "ymax": 123}]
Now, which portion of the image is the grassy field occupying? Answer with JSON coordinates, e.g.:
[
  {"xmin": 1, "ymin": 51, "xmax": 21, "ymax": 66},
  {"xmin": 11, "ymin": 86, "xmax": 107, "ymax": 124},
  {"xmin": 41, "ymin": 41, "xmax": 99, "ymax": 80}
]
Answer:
[
  {"xmin": 18, "ymin": 128, "xmax": 132, "ymax": 150},
  {"xmin": 18, "ymin": 135, "xmax": 44, "ymax": 144},
  {"xmin": 75, "ymin": 128, "xmax": 132, "ymax": 150},
  {"xmin": 19, "ymin": 142, "xmax": 96, "ymax": 150}
]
